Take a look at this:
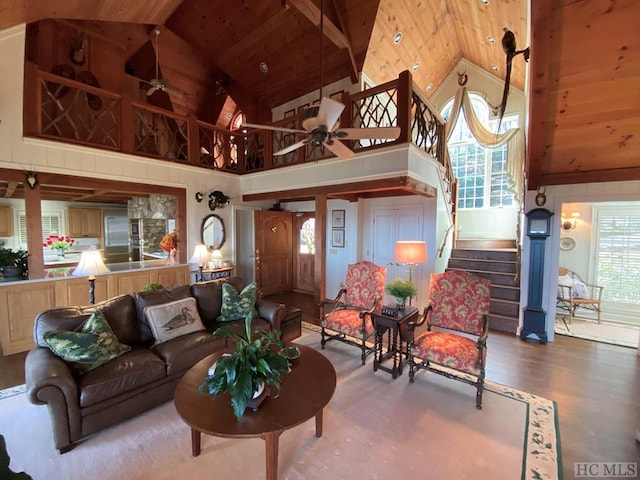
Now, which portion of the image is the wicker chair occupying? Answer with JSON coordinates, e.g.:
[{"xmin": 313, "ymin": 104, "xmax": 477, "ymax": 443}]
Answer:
[
  {"xmin": 319, "ymin": 261, "xmax": 386, "ymax": 364},
  {"xmin": 407, "ymin": 270, "xmax": 491, "ymax": 409}
]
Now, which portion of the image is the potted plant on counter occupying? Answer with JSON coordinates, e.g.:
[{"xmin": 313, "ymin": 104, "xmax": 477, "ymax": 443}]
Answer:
[
  {"xmin": 385, "ymin": 278, "xmax": 418, "ymax": 310},
  {"xmin": 199, "ymin": 313, "xmax": 290, "ymax": 420},
  {"xmin": 0, "ymin": 248, "xmax": 29, "ymax": 280}
]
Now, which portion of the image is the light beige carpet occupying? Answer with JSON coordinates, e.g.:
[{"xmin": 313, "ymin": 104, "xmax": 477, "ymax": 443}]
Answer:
[
  {"xmin": 555, "ymin": 316, "xmax": 640, "ymax": 348},
  {"xmin": 0, "ymin": 330, "xmax": 560, "ymax": 480}
]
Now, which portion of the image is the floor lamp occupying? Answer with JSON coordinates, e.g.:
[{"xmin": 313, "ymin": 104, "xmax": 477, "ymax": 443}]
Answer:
[
  {"xmin": 395, "ymin": 241, "xmax": 427, "ymax": 305},
  {"xmin": 72, "ymin": 249, "xmax": 110, "ymax": 304}
]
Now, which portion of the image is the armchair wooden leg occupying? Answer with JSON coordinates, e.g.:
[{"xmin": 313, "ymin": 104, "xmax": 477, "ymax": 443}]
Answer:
[
  {"xmin": 476, "ymin": 373, "xmax": 485, "ymax": 409},
  {"xmin": 320, "ymin": 326, "xmax": 326, "ymax": 349}
]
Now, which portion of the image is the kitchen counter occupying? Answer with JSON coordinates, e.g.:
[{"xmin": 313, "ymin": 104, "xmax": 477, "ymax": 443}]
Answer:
[{"xmin": 42, "ymin": 258, "xmax": 171, "ymax": 278}]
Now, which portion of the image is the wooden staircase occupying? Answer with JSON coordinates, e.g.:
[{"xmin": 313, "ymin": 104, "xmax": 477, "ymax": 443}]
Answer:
[{"xmin": 447, "ymin": 244, "xmax": 520, "ymax": 333}]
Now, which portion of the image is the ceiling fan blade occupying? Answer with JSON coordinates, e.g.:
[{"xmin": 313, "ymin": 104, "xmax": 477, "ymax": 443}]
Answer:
[
  {"xmin": 317, "ymin": 97, "xmax": 344, "ymax": 131},
  {"xmin": 242, "ymin": 122, "xmax": 308, "ymax": 135},
  {"xmin": 146, "ymin": 86, "xmax": 158, "ymax": 96},
  {"xmin": 335, "ymin": 127, "xmax": 401, "ymax": 140},
  {"xmin": 164, "ymin": 87, "xmax": 184, "ymax": 98},
  {"xmin": 274, "ymin": 139, "xmax": 308, "ymax": 156},
  {"xmin": 323, "ymin": 138, "xmax": 354, "ymax": 159}
]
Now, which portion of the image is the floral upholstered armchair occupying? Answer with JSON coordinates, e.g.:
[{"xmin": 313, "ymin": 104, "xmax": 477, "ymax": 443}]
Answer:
[
  {"xmin": 319, "ymin": 261, "xmax": 386, "ymax": 364},
  {"xmin": 407, "ymin": 270, "xmax": 491, "ymax": 409}
]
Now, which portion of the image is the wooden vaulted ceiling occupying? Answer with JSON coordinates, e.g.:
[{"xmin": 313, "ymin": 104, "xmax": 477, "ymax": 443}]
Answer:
[{"xmin": 1, "ymin": 0, "xmax": 639, "ymax": 190}]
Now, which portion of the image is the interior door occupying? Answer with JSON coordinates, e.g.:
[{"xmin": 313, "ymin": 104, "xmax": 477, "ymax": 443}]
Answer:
[
  {"xmin": 235, "ymin": 207, "xmax": 256, "ymax": 283},
  {"xmin": 254, "ymin": 210, "xmax": 293, "ymax": 295},
  {"xmin": 294, "ymin": 213, "xmax": 315, "ymax": 294},
  {"xmin": 372, "ymin": 206, "xmax": 424, "ymax": 304}
]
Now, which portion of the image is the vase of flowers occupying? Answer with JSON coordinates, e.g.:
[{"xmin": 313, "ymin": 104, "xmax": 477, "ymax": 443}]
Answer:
[
  {"xmin": 43, "ymin": 234, "xmax": 75, "ymax": 259},
  {"xmin": 160, "ymin": 231, "xmax": 177, "ymax": 263}
]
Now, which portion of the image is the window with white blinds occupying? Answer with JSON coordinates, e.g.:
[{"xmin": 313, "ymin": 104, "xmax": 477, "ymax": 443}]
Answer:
[
  {"xmin": 594, "ymin": 208, "xmax": 640, "ymax": 304},
  {"xmin": 18, "ymin": 213, "xmax": 61, "ymax": 247}
]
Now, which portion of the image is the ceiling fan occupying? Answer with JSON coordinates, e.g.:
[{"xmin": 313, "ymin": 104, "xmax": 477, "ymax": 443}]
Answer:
[
  {"xmin": 141, "ymin": 29, "xmax": 184, "ymax": 99},
  {"xmin": 241, "ymin": 1, "xmax": 399, "ymax": 159}
]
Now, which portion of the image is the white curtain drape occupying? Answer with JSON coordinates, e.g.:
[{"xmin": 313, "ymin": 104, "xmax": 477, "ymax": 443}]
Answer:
[{"xmin": 445, "ymin": 87, "xmax": 525, "ymax": 200}]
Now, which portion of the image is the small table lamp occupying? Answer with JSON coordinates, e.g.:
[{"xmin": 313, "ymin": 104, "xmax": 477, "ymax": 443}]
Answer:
[
  {"xmin": 211, "ymin": 249, "xmax": 223, "ymax": 268},
  {"xmin": 395, "ymin": 241, "xmax": 428, "ymax": 284},
  {"xmin": 189, "ymin": 244, "xmax": 210, "ymax": 282},
  {"xmin": 72, "ymin": 249, "xmax": 110, "ymax": 304}
]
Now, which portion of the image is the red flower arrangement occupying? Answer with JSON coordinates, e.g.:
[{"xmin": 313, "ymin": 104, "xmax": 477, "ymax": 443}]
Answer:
[
  {"xmin": 43, "ymin": 234, "xmax": 75, "ymax": 251},
  {"xmin": 160, "ymin": 231, "xmax": 177, "ymax": 252}
]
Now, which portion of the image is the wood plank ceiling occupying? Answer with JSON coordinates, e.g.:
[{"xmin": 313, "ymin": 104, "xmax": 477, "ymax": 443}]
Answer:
[{"xmin": 1, "ymin": 0, "xmax": 639, "ymax": 193}]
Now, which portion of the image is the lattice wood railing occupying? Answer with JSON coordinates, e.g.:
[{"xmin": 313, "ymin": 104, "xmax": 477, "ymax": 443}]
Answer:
[{"xmin": 25, "ymin": 65, "xmax": 448, "ymax": 179}]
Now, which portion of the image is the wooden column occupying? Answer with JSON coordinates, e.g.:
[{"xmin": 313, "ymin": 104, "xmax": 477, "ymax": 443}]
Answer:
[
  {"xmin": 314, "ymin": 194, "xmax": 327, "ymax": 310},
  {"xmin": 23, "ymin": 179, "xmax": 44, "ymax": 279}
]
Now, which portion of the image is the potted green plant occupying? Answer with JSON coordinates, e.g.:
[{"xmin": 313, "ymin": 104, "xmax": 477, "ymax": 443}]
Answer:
[
  {"xmin": 385, "ymin": 278, "xmax": 418, "ymax": 310},
  {"xmin": 0, "ymin": 248, "xmax": 29, "ymax": 280},
  {"xmin": 199, "ymin": 313, "xmax": 290, "ymax": 420}
]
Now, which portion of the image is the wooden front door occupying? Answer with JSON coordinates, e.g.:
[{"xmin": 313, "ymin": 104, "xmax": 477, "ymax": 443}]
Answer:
[
  {"xmin": 294, "ymin": 213, "xmax": 315, "ymax": 294},
  {"xmin": 254, "ymin": 210, "xmax": 293, "ymax": 295}
]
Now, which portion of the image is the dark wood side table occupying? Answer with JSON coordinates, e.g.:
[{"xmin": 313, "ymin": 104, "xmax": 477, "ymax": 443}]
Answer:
[
  {"xmin": 174, "ymin": 345, "xmax": 336, "ymax": 480},
  {"xmin": 372, "ymin": 306, "xmax": 419, "ymax": 379}
]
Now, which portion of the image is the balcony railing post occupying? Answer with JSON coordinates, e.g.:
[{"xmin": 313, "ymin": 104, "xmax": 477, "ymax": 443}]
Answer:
[
  {"xmin": 120, "ymin": 93, "xmax": 134, "ymax": 154},
  {"xmin": 397, "ymin": 70, "xmax": 413, "ymax": 144},
  {"xmin": 187, "ymin": 114, "xmax": 200, "ymax": 166},
  {"xmin": 23, "ymin": 61, "xmax": 41, "ymax": 137}
]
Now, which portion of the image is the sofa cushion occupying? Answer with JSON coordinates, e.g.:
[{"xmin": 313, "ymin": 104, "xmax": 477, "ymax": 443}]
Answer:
[
  {"xmin": 76, "ymin": 347, "xmax": 167, "ymax": 408},
  {"xmin": 43, "ymin": 310, "xmax": 132, "ymax": 374},
  {"xmin": 217, "ymin": 281, "xmax": 258, "ymax": 322},
  {"xmin": 134, "ymin": 284, "xmax": 192, "ymax": 343},
  {"xmin": 191, "ymin": 277, "xmax": 246, "ymax": 328},
  {"xmin": 144, "ymin": 297, "xmax": 206, "ymax": 344},
  {"xmin": 151, "ymin": 331, "xmax": 227, "ymax": 375},
  {"xmin": 83, "ymin": 294, "xmax": 140, "ymax": 345}
]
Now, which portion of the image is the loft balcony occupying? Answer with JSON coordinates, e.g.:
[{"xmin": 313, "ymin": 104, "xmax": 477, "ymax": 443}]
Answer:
[{"xmin": 24, "ymin": 65, "xmax": 448, "ymax": 181}]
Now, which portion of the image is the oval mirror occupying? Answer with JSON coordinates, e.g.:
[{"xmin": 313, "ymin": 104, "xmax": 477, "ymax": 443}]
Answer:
[{"xmin": 201, "ymin": 214, "xmax": 225, "ymax": 250}]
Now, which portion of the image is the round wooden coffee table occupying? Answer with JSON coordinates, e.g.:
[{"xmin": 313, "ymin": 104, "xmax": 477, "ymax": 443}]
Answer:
[{"xmin": 174, "ymin": 344, "xmax": 336, "ymax": 480}]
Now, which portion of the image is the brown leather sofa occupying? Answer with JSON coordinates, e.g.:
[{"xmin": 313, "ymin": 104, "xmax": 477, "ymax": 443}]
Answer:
[{"xmin": 25, "ymin": 277, "xmax": 287, "ymax": 453}]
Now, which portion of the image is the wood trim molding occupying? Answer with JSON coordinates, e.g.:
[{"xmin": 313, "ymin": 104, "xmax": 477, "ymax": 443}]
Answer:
[{"xmin": 241, "ymin": 176, "xmax": 437, "ymax": 203}]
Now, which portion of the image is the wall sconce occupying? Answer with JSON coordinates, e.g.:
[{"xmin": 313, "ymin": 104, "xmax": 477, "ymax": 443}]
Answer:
[
  {"xmin": 26, "ymin": 172, "xmax": 38, "ymax": 189},
  {"xmin": 561, "ymin": 211, "xmax": 580, "ymax": 230}
]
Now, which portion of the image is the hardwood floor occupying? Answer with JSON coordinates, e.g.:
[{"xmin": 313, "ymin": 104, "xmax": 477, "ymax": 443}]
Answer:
[{"xmin": 2, "ymin": 291, "xmax": 638, "ymax": 478}]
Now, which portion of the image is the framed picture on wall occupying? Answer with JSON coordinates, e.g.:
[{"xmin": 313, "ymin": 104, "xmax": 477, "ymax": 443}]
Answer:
[
  {"xmin": 332, "ymin": 229, "xmax": 345, "ymax": 248},
  {"xmin": 331, "ymin": 209, "xmax": 345, "ymax": 228}
]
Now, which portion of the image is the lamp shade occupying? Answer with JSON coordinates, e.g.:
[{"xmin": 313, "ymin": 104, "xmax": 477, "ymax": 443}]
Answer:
[
  {"xmin": 211, "ymin": 249, "xmax": 223, "ymax": 260},
  {"xmin": 189, "ymin": 244, "xmax": 210, "ymax": 265},
  {"xmin": 395, "ymin": 241, "xmax": 427, "ymax": 264},
  {"xmin": 72, "ymin": 249, "xmax": 110, "ymax": 278}
]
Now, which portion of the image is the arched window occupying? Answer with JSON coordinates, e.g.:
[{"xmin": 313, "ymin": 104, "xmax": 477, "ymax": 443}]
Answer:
[
  {"xmin": 441, "ymin": 95, "xmax": 517, "ymax": 209},
  {"xmin": 299, "ymin": 218, "xmax": 315, "ymax": 254}
]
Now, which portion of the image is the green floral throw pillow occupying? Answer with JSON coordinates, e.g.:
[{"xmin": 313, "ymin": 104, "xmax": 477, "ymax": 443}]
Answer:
[
  {"xmin": 43, "ymin": 310, "xmax": 131, "ymax": 374},
  {"xmin": 217, "ymin": 281, "xmax": 258, "ymax": 322}
]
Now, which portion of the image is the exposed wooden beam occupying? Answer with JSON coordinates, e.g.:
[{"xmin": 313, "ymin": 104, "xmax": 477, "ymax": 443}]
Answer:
[
  {"xmin": 287, "ymin": 0, "xmax": 349, "ymax": 49},
  {"xmin": 4, "ymin": 181, "xmax": 18, "ymax": 198},
  {"xmin": 330, "ymin": 0, "xmax": 358, "ymax": 82},
  {"xmin": 242, "ymin": 176, "xmax": 437, "ymax": 203},
  {"xmin": 527, "ymin": 0, "xmax": 554, "ymax": 191},
  {"xmin": 542, "ymin": 167, "xmax": 640, "ymax": 187}
]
